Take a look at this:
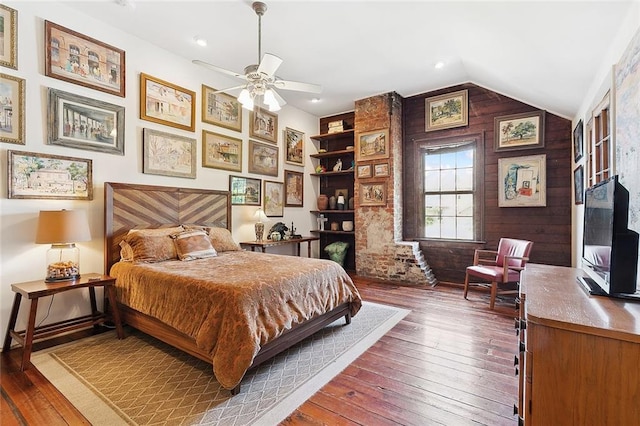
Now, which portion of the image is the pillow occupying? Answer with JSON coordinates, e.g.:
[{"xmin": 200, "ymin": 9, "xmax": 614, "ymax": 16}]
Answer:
[
  {"xmin": 183, "ymin": 225, "xmax": 241, "ymax": 252},
  {"xmin": 128, "ymin": 225, "xmax": 184, "ymax": 236},
  {"xmin": 172, "ymin": 230, "xmax": 218, "ymax": 261},
  {"xmin": 119, "ymin": 240, "xmax": 134, "ymax": 261},
  {"xmin": 123, "ymin": 233, "xmax": 178, "ymax": 263}
]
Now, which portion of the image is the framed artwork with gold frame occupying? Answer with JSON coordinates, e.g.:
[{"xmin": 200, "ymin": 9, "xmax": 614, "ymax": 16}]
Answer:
[{"xmin": 140, "ymin": 73, "xmax": 195, "ymax": 131}]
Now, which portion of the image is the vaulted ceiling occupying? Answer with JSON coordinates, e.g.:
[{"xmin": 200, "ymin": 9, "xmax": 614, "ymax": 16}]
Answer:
[{"xmin": 62, "ymin": 1, "xmax": 635, "ymax": 119}]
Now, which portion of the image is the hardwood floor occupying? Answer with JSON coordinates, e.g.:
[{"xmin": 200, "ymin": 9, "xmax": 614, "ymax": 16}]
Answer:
[{"xmin": 1, "ymin": 276, "xmax": 519, "ymax": 425}]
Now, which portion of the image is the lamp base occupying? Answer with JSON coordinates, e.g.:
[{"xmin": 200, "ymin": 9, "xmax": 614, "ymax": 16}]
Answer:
[
  {"xmin": 255, "ymin": 222, "xmax": 265, "ymax": 241},
  {"xmin": 46, "ymin": 243, "xmax": 80, "ymax": 282},
  {"xmin": 45, "ymin": 274, "xmax": 81, "ymax": 283}
]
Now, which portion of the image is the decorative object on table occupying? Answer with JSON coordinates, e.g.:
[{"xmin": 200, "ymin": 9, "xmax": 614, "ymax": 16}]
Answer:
[
  {"xmin": 498, "ymin": 154, "xmax": 546, "ymax": 207},
  {"xmin": 263, "ymin": 180, "xmax": 284, "ymax": 217},
  {"xmin": 356, "ymin": 128, "xmax": 389, "ymax": 161},
  {"xmin": 315, "ymin": 164, "xmax": 326, "ymax": 173},
  {"xmin": 425, "ymin": 89, "xmax": 468, "ymax": 132},
  {"xmin": 8, "ymin": 150, "xmax": 93, "ymax": 200},
  {"xmin": 203, "ymin": 130, "xmax": 243, "ymax": 172},
  {"xmin": 333, "ymin": 158, "xmax": 343, "ymax": 172},
  {"xmin": 0, "ymin": 5, "xmax": 17, "ymax": 70},
  {"xmin": 290, "ymin": 222, "xmax": 302, "ymax": 239},
  {"xmin": 268, "ymin": 222, "xmax": 289, "ymax": 240},
  {"xmin": 317, "ymin": 214, "xmax": 328, "ymax": 231},
  {"xmin": 284, "ymin": 170, "xmax": 304, "ymax": 207},
  {"xmin": 324, "ymin": 241, "xmax": 350, "ymax": 266},
  {"xmin": 36, "ymin": 209, "xmax": 91, "ymax": 282},
  {"xmin": 253, "ymin": 208, "xmax": 269, "ymax": 241},
  {"xmin": 317, "ymin": 194, "xmax": 329, "ymax": 210},
  {"xmin": 573, "ymin": 119, "xmax": 583, "ymax": 163},
  {"xmin": 201, "ymin": 84, "xmax": 242, "ymax": 132},
  {"xmin": 329, "ymin": 195, "xmax": 337, "ymax": 210},
  {"xmin": 140, "ymin": 73, "xmax": 195, "ymax": 131},
  {"xmin": 494, "ymin": 110, "xmax": 545, "ymax": 152},
  {"xmin": 342, "ymin": 220, "xmax": 354, "ymax": 232},
  {"xmin": 330, "ymin": 222, "xmax": 339, "ymax": 231},
  {"xmin": 0, "ymin": 73, "xmax": 25, "ymax": 145},
  {"xmin": 348, "ymin": 197, "xmax": 355, "ymax": 210},
  {"xmin": 143, "ymin": 128, "xmax": 196, "ymax": 178},
  {"xmin": 48, "ymin": 88, "xmax": 125, "ymax": 155},
  {"xmin": 44, "ymin": 20, "xmax": 125, "ymax": 97},
  {"xmin": 285, "ymin": 127, "xmax": 305, "ymax": 166},
  {"xmin": 270, "ymin": 231, "xmax": 281, "ymax": 241},
  {"xmin": 229, "ymin": 175, "xmax": 261, "ymax": 205},
  {"xmin": 248, "ymin": 139, "xmax": 279, "ymax": 176},
  {"xmin": 337, "ymin": 192, "xmax": 346, "ymax": 210}
]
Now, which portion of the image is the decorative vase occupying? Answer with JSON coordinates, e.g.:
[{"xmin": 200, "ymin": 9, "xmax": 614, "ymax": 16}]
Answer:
[
  {"xmin": 317, "ymin": 194, "xmax": 329, "ymax": 210},
  {"xmin": 330, "ymin": 222, "xmax": 339, "ymax": 231},
  {"xmin": 329, "ymin": 196, "xmax": 337, "ymax": 210},
  {"xmin": 342, "ymin": 220, "xmax": 354, "ymax": 232},
  {"xmin": 348, "ymin": 197, "xmax": 355, "ymax": 210}
]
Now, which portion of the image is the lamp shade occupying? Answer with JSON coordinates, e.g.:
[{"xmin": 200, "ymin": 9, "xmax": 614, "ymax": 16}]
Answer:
[
  {"xmin": 35, "ymin": 210, "xmax": 91, "ymax": 244},
  {"xmin": 253, "ymin": 208, "xmax": 269, "ymax": 223}
]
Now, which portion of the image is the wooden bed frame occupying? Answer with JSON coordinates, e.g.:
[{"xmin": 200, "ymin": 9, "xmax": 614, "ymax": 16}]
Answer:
[{"xmin": 104, "ymin": 182, "xmax": 352, "ymax": 394}]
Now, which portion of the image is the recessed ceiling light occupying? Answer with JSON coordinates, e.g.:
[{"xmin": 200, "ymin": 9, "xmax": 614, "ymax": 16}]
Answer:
[
  {"xmin": 434, "ymin": 61, "xmax": 445, "ymax": 69},
  {"xmin": 311, "ymin": 98, "xmax": 321, "ymax": 103},
  {"xmin": 194, "ymin": 36, "xmax": 207, "ymax": 47}
]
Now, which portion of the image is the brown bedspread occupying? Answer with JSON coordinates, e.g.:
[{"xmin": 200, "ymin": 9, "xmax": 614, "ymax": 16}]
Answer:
[{"xmin": 110, "ymin": 251, "xmax": 362, "ymax": 389}]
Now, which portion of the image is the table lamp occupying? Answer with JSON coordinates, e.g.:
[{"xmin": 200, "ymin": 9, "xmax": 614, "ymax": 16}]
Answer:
[
  {"xmin": 35, "ymin": 209, "xmax": 91, "ymax": 282},
  {"xmin": 253, "ymin": 207, "xmax": 269, "ymax": 241}
]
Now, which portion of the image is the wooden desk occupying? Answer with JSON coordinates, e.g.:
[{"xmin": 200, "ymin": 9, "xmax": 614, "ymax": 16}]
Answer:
[
  {"xmin": 240, "ymin": 236, "xmax": 320, "ymax": 257},
  {"xmin": 3, "ymin": 273, "xmax": 124, "ymax": 370}
]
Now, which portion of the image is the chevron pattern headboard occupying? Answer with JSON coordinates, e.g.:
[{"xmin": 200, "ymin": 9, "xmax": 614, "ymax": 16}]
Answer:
[{"xmin": 104, "ymin": 182, "xmax": 231, "ymax": 273}]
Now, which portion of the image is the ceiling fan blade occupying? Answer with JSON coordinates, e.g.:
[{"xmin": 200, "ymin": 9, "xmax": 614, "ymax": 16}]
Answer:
[
  {"xmin": 208, "ymin": 85, "xmax": 246, "ymax": 94},
  {"xmin": 271, "ymin": 89, "xmax": 287, "ymax": 107},
  {"xmin": 257, "ymin": 53, "xmax": 283, "ymax": 76},
  {"xmin": 192, "ymin": 60, "xmax": 247, "ymax": 80},
  {"xmin": 273, "ymin": 79, "xmax": 322, "ymax": 94}
]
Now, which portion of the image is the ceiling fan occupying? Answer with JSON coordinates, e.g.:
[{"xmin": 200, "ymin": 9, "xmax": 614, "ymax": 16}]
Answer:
[{"xmin": 193, "ymin": 1, "xmax": 321, "ymax": 112}]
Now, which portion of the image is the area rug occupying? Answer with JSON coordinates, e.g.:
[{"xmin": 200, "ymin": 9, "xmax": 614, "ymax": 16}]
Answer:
[{"xmin": 31, "ymin": 301, "xmax": 408, "ymax": 425}]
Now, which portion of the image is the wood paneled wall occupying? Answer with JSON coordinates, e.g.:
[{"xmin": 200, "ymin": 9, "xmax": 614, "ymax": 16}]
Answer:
[{"xmin": 402, "ymin": 83, "xmax": 572, "ymax": 283}]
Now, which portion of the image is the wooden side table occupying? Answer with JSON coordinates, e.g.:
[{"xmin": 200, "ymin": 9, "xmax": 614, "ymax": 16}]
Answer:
[
  {"xmin": 240, "ymin": 236, "xmax": 320, "ymax": 257},
  {"xmin": 2, "ymin": 273, "xmax": 124, "ymax": 371}
]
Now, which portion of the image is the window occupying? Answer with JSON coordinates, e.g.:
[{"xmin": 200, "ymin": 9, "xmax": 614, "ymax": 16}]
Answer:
[
  {"xmin": 587, "ymin": 93, "xmax": 612, "ymax": 187},
  {"xmin": 421, "ymin": 139, "xmax": 480, "ymax": 240}
]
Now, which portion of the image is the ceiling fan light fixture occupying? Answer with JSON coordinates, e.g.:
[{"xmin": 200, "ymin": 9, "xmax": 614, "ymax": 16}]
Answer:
[
  {"xmin": 264, "ymin": 89, "xmax": 281, "ymax": 111},
  {"xmin": 238, "ymin": 89, "xmax": 254, "ymax": 110}
]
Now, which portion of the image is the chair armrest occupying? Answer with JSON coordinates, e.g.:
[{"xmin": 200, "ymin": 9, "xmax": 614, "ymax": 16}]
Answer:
[
  {"xmin": 474, "ymin": 249, "xmax": 498, "ymax": 266},
  {"xmin": 502, "ymin": 256, "xmax": 530, "ymax": 279}
]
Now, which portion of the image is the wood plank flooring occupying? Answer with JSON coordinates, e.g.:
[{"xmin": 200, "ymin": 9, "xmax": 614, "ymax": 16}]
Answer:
[{"xmin": 1, "ymin": 276, "xmax": 518, "ymax": 425}]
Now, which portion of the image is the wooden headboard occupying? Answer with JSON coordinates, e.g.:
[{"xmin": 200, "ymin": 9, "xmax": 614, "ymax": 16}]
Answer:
[{"xmin": 104, "ymin": 182, "xmax": 231, "ymax": 273}]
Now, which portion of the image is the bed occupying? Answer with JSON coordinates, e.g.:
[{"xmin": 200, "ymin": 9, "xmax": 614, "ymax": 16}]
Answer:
[{"xmin": 104, "ymin": 182, "xmax": 362, "ymax": 394}]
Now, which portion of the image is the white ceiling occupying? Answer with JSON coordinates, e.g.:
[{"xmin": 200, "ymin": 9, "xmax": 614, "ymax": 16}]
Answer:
[{"xmin": 61, "ymin": 0, "xmax": 634, "ymax": 119}]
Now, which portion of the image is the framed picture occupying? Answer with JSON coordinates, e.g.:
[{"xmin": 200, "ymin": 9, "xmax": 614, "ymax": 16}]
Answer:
[
  {"xmin": 374, "ymin": 162, "xmax": 390, "ymax": 177},
  {"xmin": 356, "ymin": 128, "xmax": 389, "ymax": 161},
  {"xmin": 573, "ymin": 119, "xmax": 584, "ymax": 162},
  {"xmin": 8, "ymin": 150, "xmax": 92, "ymax": 200},
  {"xmin": 425, "ymin": 89, "xmax": 468, "ymax": 132},
  {"xmin": 574, "ymin": 165, "xmax": 584, "ymax": 205},
  {"xmin": 44, "ymin": 21, "xmax": 125, "ymax": 97},
  {"xmin": 284, "ymin": 127, "xmax": 305, "ymax": 166},
  {"xmin": 0, "ymin": 73, "xmax": 25, "ymax": 145},
  {"xmin": 229, "ymin": 175, "xmax": 261, "ymax": 206},
  {"xmin": 140, "ymin": 73, "xmax": 195, "ymax": 131},
  {"xmin": 201, "ymin": 84, "xmax": 242, "ymax": 132},
  {"xmin": 248, "ymin": 139, "xmax": 279, "ymax": 177},
  {"xmin": 360, "ymin": 181, "xmax": 387, "ymax": 206},
  {"xmin": 0, "ymin": 5, "xmax": 17, "ymax": 69},
  {"xmin": 47, "ymin": 88, "xmax": 124, "ymax": 155},
  {"xmin": 264, "ymin": 180, "xmax": 284, "ymax": 217},
  {"xmin": 357, "ymin": 164, "xmax": 372, "ymax": 178},
  {"xmin": 202, "ymin": 130, "xmax": 242, "ymax": 172},
  {"xmin": 250, "ymin": 107, "xmax": 278, "ymax": 144},
  {"xmin": 142, "ymin": 128, "xmax": 196, "ymax": 179},
  {"xmin": 498, "ymin": 154, "xmax": 546, "ymax": 207},
  {"xmin": 284, "ymin": 169, "xmax": 304, "ymax": 207},
  {"xmin": 494, "ymin": 111, "xmax": 545, "ymax": 152}
]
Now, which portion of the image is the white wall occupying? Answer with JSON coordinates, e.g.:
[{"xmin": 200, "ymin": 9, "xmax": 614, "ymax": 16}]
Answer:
[
  {"xmin": 571, "ymin": 3, "xmax": 640, "ymax": 271},
  {"xmin": 0, "ymin": 2, "xmax": 320, "ymax": 348}
]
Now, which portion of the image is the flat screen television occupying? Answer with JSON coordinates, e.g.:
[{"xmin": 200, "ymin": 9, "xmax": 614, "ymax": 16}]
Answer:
[{"xmin": 581, "ymin": 175, "xmax": 639, "ymax": 297}]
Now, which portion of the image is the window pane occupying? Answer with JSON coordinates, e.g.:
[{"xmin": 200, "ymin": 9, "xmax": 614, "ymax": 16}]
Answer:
[
  {"xmin": 456, "ymin": 194, "xmax": 473, "ymax": 216},
  {"xmin": 424, "ymin": 153, "xmax": 440, "ymax": 170},
  {"xmin": 425, "ymin": 219, "xmax": 440, "ymax": 238},
  {"xmin": 457, "ymin": 217, "xmax": 473, "ymax": 239},
  {"xmin": 441, "ymin": 169, "xmax": 456, "ymax": 191},
  {"xmin": 425, "ymin": 194, "xmax": 440, "ymax": 215},
  {"xmin": 440, "ymin": 194, "xmax": 456, "ymax": 217},
  {"xmin": 440, "ymin": 217, "xmax": 456, "ymax": 239},
  {"xmin": 425, "ymin": 170, "xmax": 440, "ymax": 191},
  {"xmin": 456, "ymin": 168, "xmax": 473, "ymax": 191},
  {"xmin": 440, "ymin": 152, "xmax": 456, "ymax": 169},
  {"xmin": 456, "ymin": 148, "xmax": 474, "ymax": 168}
]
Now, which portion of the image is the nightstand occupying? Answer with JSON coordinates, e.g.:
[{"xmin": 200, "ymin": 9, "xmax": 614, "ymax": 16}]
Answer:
[{"xmin": 2, "ymin": 273, "xmax": 124, "ymax": 370}]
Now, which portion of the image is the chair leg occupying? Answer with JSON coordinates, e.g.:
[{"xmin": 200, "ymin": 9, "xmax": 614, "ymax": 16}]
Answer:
[
  {"xmin": 489, "ymin": 281, "xmax": 498, "ymax": 310},
  {"xmin": 463, "ymin": 272, "xmax": 470, "ymax": 299}
]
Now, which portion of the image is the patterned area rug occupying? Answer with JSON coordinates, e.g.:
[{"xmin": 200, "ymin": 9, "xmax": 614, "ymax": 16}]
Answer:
[{"xmin": 32, "ymin": 301, "xmax": 408, "ymax": 425}]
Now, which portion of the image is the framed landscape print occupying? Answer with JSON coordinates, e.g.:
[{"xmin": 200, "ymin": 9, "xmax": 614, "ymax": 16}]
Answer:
[
  {"xmin": 229, "ymin": 175, "xmax": 261, "ymax": 206},
  {"xmin": 573, "ymin": 119, "xmax": 583, "ymax": 162},
  {"xmin": 356, "ymin": 128, "xmax": 389, "ymax": 161},
  {"xmin": 142, "ymin": 128, "xmax": 196, "ymax": 179},
  {"xmin": 498, "ymin": 154, "xmax": 546, "ymax": 207},
  {"xmin": 250, "ymin": 107, "xmax": 278, "ymax": 144},
  {"xmin": 494, "ymin": 111, "xmax": 545, "ymax": 152},
  {"xmin": 374, "ymin": 162, "xmax": 390, "ymax": 177},
  {"xmin": 140, "ymin": 73, "xmax": 195, "ymax": 131},
  {"xmin": 359, "ymin": 181, "xmax": 387, "ymax": 206},
  {"xmin": 425, "ymin": 89, "xmax": 468, "ymax": 132},
  {"xmin": 0, "ymin": 73, "xmax": 25, "ymax": 145},
  {"xmin": 264, "ymin": 180, "xmax": 284, "ymax": 217},
  {"xmin": 284, "ymin": 127, "xmax": 305, "ymax": 166},
  {"xmin": 357, "ymin": 164, "xmax": 372, "ymax": 178},
  {"xmin": 44, "ymin": 20, "xmax": 125, "ymax": 97},
  {"xmin": 8, "ymin": 150, "xmax": 92, "ymax": 200},
  {"xmin": 201, "ymin": 84, "xmax": 242, "ymax": 132},
  {"xmin": 0, "ymin": 5, "xmax": 17, "ymax": 69},
  {"xmin": 574, "ymin": 165, "xmax": 584, "ymax": 205},
  {"xmin": 284, "ymin": 169, "xmax": 304, "ymax": 207},
  {"xmin": 202, "ymin": 130, "xmax": 242, "ymax": 172},
  {"xmin": 248, "ymin": 139, "xmax": 279, "ymax": 177},
  {"xmin": 47, "ymin": 88, "xmax": 124, "ymax": 155}
]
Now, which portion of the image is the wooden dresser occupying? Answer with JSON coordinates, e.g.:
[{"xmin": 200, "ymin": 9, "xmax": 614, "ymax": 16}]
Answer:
[{"xmin": 516, "ymin": 263, "xmax": 640, "ymax": 425}]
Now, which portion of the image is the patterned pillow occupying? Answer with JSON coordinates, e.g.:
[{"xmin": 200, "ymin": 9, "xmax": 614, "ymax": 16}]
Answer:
[
  {"xmin": 123, "ymin": 233, "xmax": 178, "ymax": 263},
  {"xmin": 119, "ymin": 225, "xmax": 185, "ymax": 262},
  {"xmin": 183, "ymin": 225, "xmax": 241, "ymax": 252},
  {"xmin": 172, "ymin": 230, "xmax": 218, "ymax": 261}
]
